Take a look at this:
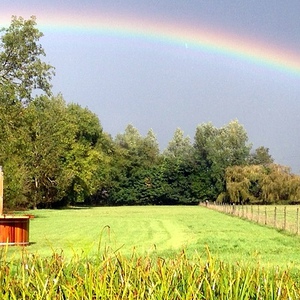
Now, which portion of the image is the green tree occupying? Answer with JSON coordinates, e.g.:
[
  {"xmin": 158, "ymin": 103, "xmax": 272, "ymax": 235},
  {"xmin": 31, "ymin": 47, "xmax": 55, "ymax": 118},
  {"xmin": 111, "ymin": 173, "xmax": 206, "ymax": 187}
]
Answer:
[
  {"xmin": 223, "ymin": 165, "xmax": 263, "ymax": 204},
  {"xmin": 0, "ymin": 16, "xmax": 114, "ymax": 209},
  {"xmin": 260, "ymin": 164, "xmax": 291, "ymax": 203},
  {"xmin": 192, "ymin": 122, "xmax": 217, "ymax": 201},
  {"xmin": 163, "ymin": 128, "xmax": 192, "ymax": 160},
  {"xmin": 209, "ymin": 120, "xmax": 251, "ymax": 168},
  {"xmin": 223, "ymin": 164, "xmax": 300, "ymax": 204},
  {"xmin": 161, "ymin": 128, "xmax": 196, "ymax": 204},
  {"xmin": 63, "ymin": 103, "xmax": 111, "ymax": 205},
  {"xmin": 24, "ymin": 95, "xmax": 76, "ymax": 208},
  {"xmin": 248, "ymin": 146, "xmax": 274, "ymax": 165},
  {"xmin": 0, "ymin": 16, "xmax": 55, "ymax": 208},
  {"xmin": 109, "ymin": 125, "xmax": 161, "ymax": 205},
  {"xmin": 143, "ymin": 129, "xmax": 160, "ymax": 164},
  {"xmin": 193, "ymin": 120, "xmax": 251, "ymax": 201},
  {"xmin": 0, "ymin": 16, "xmax": 54, "ymax": 102},
  {"xmin": 0, "ymin": 87, "xmax": 30, "ymax": 208}
]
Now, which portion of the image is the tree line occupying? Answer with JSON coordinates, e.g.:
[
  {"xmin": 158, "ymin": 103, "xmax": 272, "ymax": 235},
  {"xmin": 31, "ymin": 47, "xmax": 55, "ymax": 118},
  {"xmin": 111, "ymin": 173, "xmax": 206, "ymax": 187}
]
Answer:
[{"xmin": 1, "ymin": 17, "xmax": 299, "ymax": 210}]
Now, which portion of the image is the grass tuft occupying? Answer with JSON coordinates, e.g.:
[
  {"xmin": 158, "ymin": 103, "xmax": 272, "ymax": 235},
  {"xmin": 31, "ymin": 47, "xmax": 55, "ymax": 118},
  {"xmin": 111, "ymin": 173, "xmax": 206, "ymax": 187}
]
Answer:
[{"xmin": 1, "ymin": 246, "xmax": 300, "ymax": 299}]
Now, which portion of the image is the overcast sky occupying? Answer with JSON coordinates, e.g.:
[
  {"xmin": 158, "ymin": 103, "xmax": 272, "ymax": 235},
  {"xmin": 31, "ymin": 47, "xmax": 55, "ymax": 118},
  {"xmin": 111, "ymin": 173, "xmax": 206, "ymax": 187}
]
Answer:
[{"xmin": 1, "ymin": 1, "xmax": 300, "ymax": 172}]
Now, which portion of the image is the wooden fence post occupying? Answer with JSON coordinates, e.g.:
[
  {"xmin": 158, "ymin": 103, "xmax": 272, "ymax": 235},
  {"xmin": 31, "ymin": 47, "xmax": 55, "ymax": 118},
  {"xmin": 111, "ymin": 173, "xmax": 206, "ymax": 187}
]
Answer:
[
  {"xmin": 207, "ymin": 202, "xmax": 300, "ymax": 236},
  {"xmin": 283, "ymin": 206, "xmax": 287, "ymax": 230},
  {"xmin": 297, "ymin": 208, "xmax": 299, "ymax": 235},
  {"xmin": 264, "ymin": 206, "xmax": 267, "ymax": 225}
]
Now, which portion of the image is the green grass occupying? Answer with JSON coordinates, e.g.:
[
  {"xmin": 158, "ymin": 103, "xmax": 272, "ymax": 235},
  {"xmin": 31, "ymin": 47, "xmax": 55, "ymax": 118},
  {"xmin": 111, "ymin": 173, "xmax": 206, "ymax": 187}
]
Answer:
[
  {"xmin": 2, "ymin": 246, "xmax": 300, "ymax": 299},
  {"xmin": 3, "ymin": 206, "xmax": 300, "ymax": 299},
  {"xmin": 7, "ymin": 206, "xmax": 300, "ymax": 269}
]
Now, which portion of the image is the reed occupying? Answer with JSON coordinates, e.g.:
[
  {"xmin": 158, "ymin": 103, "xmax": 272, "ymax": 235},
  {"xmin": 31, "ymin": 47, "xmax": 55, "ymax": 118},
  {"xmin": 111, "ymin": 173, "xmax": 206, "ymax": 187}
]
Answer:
[{"xmin": 1, "ymin": 246, "xmax": 299, "ymax": 299}]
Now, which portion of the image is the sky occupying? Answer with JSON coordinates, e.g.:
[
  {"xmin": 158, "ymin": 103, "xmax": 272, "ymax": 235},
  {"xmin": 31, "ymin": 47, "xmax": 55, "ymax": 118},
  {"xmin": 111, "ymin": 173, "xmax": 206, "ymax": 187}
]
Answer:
[{"xmin": 1, "ymin": 1, "xmax": 300, "ymax": 172}]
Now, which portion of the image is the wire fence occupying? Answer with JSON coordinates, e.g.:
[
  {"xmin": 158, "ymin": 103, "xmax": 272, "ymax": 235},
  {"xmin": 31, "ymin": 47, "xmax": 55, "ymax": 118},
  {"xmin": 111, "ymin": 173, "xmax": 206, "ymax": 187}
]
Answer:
[{"xmin": 203, "ymin": 202, "xmax": 300, "ymax": 235}]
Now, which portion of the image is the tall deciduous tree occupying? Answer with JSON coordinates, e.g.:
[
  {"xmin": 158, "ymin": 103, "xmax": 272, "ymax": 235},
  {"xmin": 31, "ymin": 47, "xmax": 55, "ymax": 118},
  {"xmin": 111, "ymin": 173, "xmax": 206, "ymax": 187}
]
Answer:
[
  {"xmin": 0, "ymin": 16, "xmax": 54, "ymax": 102},
  {"xmin": 24, "ymin": 95, "xmax": 76, "ymax": 208},
  {"xmin": 161, "ymin": 128, "xmax": 196, "ymax": 204},
  {"xmin": 110, "ymin": 125, "xmax": 161, "ymax": 205},
  {"xmin": 0, "ymin": 87, "xmax": 30, "ymax": 207},
  {"xmin": 248, "ymin": 146, "xmax": 274, "ymax": 165},
  {"xmin": 143, "ymin": 129, "xmax": 160, "ymax": 164},
  {"xmin": 163, "ymin": 128, "xmax": 192, "ymax": 160},
  {"xmin": 193, "ymin": 120, "xmax": 251, "ymax": 201},
  {"xmin": 63, "ymin": 103, "xmax": 110, "ymax": 205},
  {"xmin": 192, "ymin": 122, "xmax": 217, "ymax": 201},
  {"xmin": 0, "ymin": 16, "xmax": 55, "ymax": 208}
]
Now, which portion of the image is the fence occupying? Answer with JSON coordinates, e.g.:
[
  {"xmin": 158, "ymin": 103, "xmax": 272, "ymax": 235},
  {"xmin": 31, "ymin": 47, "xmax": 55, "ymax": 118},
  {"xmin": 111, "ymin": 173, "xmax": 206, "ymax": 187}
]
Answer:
[{"xmin": 204, "ymin": 203, "xmax": 300, "ymax": 235}]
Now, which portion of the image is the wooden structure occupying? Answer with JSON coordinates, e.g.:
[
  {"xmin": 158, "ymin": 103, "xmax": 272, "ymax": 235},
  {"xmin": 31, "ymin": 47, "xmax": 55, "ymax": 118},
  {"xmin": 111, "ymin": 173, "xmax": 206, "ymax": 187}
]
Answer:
[
  {"xmin": 0, "ymin": 167, "xmax": 32, "ymax": 246},
  {"xmin": 0, "ymin": 215, "xmax": 32, "ymax": 245},
  {"xmin": 0, "ymin": 166, "xmax": 2, "ymax": 216}
]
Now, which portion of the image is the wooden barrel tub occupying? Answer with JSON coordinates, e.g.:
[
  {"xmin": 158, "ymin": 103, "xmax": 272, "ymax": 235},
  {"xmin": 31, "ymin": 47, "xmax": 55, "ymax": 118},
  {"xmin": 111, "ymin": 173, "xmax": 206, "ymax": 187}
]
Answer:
[{"xmin": 0, "ymin": 215, "xmax": 33, "ymax": 246}]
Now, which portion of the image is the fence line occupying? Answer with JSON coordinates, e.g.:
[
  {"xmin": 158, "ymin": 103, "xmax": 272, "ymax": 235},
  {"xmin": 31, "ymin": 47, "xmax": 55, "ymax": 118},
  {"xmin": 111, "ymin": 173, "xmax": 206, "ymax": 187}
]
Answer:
[{"xmin": 203, "ymin": 203, "xmax": 300, "ymax": 235}]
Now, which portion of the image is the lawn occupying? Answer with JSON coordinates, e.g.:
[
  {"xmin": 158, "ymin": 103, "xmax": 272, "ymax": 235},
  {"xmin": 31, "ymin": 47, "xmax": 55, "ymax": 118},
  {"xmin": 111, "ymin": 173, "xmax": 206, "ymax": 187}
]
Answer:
[{"xmin": 8, "ymin": 206, "xmax": 300, "ymax": 268}]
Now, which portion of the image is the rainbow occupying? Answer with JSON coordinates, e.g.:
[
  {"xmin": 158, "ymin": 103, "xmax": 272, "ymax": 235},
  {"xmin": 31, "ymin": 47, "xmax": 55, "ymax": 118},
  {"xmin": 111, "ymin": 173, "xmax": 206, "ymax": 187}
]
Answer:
[{"xmin": 2, "ymin": 9, "xmax": 300, "ymax": 76}]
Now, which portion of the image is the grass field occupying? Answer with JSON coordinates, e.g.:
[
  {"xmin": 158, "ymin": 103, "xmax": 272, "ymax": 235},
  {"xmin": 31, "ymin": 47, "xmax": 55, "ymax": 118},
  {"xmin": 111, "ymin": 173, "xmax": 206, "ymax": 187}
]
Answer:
[
  {"xmin": 3, "ymin": 206, "xmax": 300, "ymax": 299},
  {"xmin": 8, "ymin": 206, "xmax": 300, "ymax": 269}
]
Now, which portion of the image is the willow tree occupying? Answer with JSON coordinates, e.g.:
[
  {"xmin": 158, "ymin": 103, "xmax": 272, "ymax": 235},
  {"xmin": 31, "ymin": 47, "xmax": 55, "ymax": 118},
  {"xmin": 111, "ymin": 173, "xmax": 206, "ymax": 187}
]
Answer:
[
  {"xmin": 287, "ymin": 175, "xmax": 300, "ymax": 202},
  {"xmin": 222, "ymin": 165, "xmax": 264, "ymax": 204},
  {"xmin": 261, "ymin": 164, "xmax": 294, "ymax": 203},
  {"xmin": 223, "ymin": 164, "xmax": 300, "ymax": 204}
]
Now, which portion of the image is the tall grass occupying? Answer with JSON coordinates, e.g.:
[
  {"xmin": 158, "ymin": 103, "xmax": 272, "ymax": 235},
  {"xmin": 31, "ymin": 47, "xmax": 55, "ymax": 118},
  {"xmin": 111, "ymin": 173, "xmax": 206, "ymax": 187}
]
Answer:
[{"xmin": 1, "ymin": 245, "xmax": 300, "ymax": 299}]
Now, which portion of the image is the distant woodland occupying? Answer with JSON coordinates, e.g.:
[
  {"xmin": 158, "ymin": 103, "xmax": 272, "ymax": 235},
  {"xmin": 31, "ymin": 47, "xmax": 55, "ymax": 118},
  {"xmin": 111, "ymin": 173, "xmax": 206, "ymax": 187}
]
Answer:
[{"xmin": 1, "ymin": 17, "xmax": 300, "ymax": 210}]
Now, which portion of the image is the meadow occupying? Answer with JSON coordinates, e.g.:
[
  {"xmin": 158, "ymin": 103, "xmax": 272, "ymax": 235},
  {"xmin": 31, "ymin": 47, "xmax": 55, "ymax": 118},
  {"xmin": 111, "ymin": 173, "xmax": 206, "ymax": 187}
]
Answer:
[
  {"xmin": 210, "ymin": 203, "xmax": 300, "ymax": 234},
  {"xmin": 2, "ymin": 206, "xmax": 300, "ymax": 299},
  {"xmin": 9, "ymin": 205, "xmax": 300, "ymax": 268}
]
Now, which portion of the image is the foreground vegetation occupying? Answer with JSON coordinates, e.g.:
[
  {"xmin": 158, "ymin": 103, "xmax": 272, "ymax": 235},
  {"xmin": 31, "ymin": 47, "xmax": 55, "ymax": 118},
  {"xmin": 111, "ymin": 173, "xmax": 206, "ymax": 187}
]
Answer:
[
  {"xmin": 1, "ymin": 206, "xmax": 300, "ymax": 298},
  {"xmin": 1, "ymin": 246, "xmax": 300, "ymax": 299}
]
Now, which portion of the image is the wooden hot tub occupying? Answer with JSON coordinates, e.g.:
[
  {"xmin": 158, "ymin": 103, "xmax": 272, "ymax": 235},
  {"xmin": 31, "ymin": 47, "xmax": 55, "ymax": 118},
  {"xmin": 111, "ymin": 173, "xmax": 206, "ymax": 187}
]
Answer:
[
  {"xmin": 0, "ymin": 215, "xmax": 33, "ymax": 246},
  {"xmin": 0, "ymin": 167, "xmax": 33, "ymax": 246}
]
